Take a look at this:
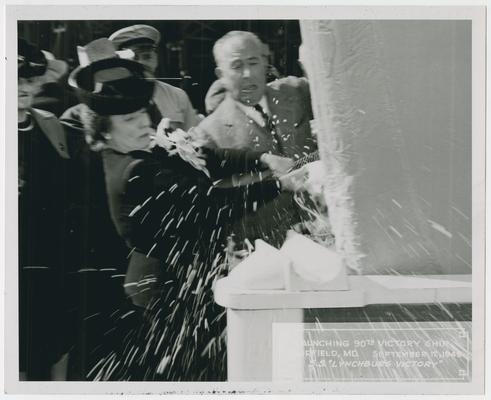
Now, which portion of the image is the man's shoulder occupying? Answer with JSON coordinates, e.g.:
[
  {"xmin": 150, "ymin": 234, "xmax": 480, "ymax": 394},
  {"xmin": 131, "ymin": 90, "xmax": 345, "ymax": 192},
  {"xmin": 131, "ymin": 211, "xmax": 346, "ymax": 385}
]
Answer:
[
  {"xmin": 267, "ymin": 76, "xmax": 311, "ymax": 115},
  {"xmin": 199, "ymin": 96, "xmax": 234, "ymax": 122},
  {"xmin": 154, "ymin": 81, "xmax": 189, "ymax": 101},
  {"xmin": 268, "ymin": 76, "xmax": 309, "ymax": 93}
]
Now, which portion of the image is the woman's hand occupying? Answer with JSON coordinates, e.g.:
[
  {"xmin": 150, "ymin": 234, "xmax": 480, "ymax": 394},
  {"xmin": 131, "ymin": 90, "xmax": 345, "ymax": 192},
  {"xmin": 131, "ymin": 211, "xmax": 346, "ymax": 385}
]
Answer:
[{"xmin": 260, "ymin": 153, "xmax": 294, "ymax": 177}]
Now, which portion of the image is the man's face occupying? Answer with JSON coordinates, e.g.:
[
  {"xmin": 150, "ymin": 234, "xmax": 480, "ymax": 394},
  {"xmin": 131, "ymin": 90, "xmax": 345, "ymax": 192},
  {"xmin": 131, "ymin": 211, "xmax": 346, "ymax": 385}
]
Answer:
[
  {"xmin": 217, "ymin": 37, "xmax": 267, "ymax": 106},
  {"xmin": 18, "ymin": 76, "xmax": 41, "ymax": 111},
  {"xmin": 107, "ymin": 108, "xmax": 154, "ymax": 153},
  {"xmin": 127, "ymin": 43, "xmax": 159, "ymax": 76}
]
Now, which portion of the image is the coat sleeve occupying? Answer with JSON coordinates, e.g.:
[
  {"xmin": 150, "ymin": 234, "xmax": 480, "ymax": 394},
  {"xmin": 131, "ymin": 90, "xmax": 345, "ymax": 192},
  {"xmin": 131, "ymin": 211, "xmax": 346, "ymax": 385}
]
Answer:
[{"xmin": 201, "ymin": 147, "xmax": 266, "ymax": 178}]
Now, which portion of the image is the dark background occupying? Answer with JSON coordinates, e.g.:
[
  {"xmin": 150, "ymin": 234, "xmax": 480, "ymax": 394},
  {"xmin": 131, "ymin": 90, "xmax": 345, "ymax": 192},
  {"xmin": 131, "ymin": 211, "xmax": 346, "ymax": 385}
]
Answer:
[{"xmin": 19, "ymin": 20, "xmax": 303, "ymax": 115}]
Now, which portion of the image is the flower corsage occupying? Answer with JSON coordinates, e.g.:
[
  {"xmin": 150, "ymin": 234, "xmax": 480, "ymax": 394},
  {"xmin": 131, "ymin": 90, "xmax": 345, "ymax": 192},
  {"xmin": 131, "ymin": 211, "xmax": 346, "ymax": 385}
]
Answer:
[{"xmin": 151, "ymin": 118, "xmax": 210, "ymax": 178}]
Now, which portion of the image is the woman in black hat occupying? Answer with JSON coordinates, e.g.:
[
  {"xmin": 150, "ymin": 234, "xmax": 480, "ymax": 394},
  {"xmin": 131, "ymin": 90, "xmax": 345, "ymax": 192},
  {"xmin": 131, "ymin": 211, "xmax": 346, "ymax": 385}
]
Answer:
[{"xmin": 69, "ymin": 38, "xmax": 306, "ymax": 380}]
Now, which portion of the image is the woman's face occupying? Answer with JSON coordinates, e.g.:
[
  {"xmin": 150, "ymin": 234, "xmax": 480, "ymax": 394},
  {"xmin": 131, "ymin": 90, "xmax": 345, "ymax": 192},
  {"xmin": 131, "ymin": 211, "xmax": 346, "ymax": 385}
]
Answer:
[
  {"xmin": 18, "ymin": 76, "xmax": 41, "ymax": 111},
  {"xmin": 106, "ymin": 108, "xmax": 154, "ymax": 153}
]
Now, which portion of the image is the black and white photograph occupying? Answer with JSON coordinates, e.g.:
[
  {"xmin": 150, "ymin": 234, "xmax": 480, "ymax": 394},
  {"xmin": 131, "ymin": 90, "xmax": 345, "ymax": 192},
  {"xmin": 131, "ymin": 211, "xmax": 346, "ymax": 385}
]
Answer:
[{"xmin": 2, "ymin": 3, "xmax": 486, "ymax": 396}]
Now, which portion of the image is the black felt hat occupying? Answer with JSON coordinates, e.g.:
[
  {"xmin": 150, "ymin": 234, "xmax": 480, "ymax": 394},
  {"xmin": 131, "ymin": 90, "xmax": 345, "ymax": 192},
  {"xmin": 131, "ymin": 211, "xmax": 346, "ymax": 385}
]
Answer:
[
  {"xmin": 68, "ymin": 38, "xmax": 155, "ymax": 116},
  {"xmin": 18, "ymin": 38, "xmax": 67, "ymax": 81}
]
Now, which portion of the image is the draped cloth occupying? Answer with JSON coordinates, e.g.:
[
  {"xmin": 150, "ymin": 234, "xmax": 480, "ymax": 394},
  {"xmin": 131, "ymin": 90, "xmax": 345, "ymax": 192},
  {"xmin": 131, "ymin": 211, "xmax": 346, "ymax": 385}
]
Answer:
[{"xmin": 300, "ymin": 20, "xmax": 471, "ymax": 274}]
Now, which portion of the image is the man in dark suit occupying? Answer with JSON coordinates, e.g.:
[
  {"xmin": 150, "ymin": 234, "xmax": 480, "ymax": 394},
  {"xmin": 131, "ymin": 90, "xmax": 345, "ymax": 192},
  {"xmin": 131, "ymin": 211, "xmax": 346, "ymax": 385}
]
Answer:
[
  {"xmin": 196, "ymin": 30, "xmax": 317, "ymax": 247},
  {"xmin": 198, "ymin": 31, "xmax": 315, "ymax": 157}
]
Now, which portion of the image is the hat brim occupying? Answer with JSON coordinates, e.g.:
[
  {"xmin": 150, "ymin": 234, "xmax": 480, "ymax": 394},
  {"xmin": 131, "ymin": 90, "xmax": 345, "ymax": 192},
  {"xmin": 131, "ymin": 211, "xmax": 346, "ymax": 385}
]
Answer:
[
  {"xmin": 42, "ymin": 59, "xmax": 68, "ymax": 83},
  {"xmin": 69, "ymin": 57, "xmax": 155, "ymax": 116}
]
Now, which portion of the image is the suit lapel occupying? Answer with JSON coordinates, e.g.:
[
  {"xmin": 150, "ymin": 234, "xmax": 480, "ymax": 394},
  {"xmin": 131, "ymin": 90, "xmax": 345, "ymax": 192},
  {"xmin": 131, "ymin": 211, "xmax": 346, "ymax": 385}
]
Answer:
[
  {"xmin": 31, "ymin": 108, "xmax": 70, "ymax": 159},
  {"xmin": 219, "ymin": 96, "xmax": 273, "ymax": 152}
]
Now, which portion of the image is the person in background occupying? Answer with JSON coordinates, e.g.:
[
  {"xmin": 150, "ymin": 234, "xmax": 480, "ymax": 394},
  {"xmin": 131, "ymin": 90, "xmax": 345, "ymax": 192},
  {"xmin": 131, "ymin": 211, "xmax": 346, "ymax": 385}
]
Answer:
[
  {"xmin": 196, "ymin": 30, "xmax": 317, "ymax": 248},
  {"xmin": 109, "ymin": 24, "xmax": 202, "ymax": 129},
  {"xmin": 62, "ymin": 24, "xmax": 201, "ymax": 131},
  {"xmin": 68, "ymin": 38, "xmax": 308, "ymax": 380},
  {"xmin": 17, "ymin": 38, "xmax": 71, "ymax": 380}
]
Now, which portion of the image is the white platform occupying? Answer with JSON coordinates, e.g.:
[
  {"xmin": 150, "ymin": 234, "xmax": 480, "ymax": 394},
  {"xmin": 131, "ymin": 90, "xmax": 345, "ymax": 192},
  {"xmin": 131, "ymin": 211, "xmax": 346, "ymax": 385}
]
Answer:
[
  {"xmin": 215, "ymin": 274, "xmax": 472, "ymax": 310},
  {"xmin": 214, "ymin": 274, "xmax": 471, "ymax": 381}
]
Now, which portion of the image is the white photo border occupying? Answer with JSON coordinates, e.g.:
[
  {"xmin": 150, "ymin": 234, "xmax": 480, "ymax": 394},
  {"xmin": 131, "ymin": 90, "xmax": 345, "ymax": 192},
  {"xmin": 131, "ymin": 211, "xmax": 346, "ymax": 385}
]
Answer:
[{"xmin": 2, "ymin": 3, "xmax": 486, "ymax": 396}]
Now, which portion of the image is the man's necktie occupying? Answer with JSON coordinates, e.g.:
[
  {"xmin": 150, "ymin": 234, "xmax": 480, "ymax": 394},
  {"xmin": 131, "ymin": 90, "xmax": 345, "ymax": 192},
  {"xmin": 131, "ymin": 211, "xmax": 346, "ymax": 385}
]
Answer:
[{"xmin": 254, "ymin": 103, "xmax": 285, "ymax": 155}]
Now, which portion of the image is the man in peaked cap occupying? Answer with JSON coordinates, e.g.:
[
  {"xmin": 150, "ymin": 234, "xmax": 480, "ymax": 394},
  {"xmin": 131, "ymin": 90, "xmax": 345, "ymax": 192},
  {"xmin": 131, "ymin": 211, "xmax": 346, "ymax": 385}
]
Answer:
[
  {"xmin": 108, "ymin": 24, "xmax": 201, "ymax": 130},
  {"xmin": 108, "ymin": 24, "xmax": 161, "ymax": 76},
  {"xmin": 62, "ymin": 24, "xmax": 200, "ymax": 132}
]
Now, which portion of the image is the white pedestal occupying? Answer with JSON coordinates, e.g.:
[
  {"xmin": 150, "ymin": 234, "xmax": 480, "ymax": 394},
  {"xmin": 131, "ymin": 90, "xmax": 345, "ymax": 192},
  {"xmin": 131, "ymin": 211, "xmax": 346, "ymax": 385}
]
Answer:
[{"xmin": 227, "ymin": 308, "xmax": 303, "ymax": 381}]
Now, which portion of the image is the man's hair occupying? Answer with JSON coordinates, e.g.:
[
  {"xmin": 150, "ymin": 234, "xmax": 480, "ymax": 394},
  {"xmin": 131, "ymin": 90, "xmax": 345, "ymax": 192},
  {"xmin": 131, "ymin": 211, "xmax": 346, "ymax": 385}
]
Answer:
[
  {"xmin": 213, "ymin": 31, "xmax": 268, "ymax": 67},
  {"xmin": 79, "ymin": 104, "xmax": 112, "ymax": 152}
]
